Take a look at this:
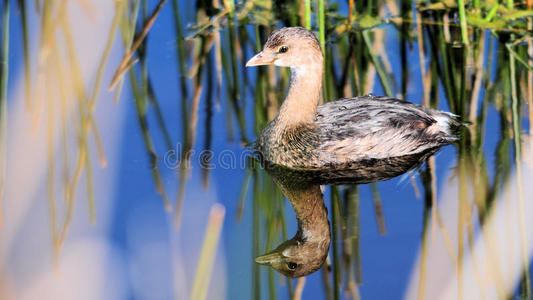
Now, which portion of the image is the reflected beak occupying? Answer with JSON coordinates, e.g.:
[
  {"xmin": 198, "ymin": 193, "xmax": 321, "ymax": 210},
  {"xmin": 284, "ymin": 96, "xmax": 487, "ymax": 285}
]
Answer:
[
  {"xmin": 246, "ymin": 51, "xmax": 276, "ymax": 67},
  {"xmin": 255, "ymin": 250, "xmax": 283, "ymax": 265}
]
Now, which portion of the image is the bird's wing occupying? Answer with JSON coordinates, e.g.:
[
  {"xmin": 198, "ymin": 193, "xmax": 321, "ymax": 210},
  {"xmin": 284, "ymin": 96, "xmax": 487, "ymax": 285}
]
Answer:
[{"xmin": 315, "ymin": 96, "xmax": 451, "ymax": 164}]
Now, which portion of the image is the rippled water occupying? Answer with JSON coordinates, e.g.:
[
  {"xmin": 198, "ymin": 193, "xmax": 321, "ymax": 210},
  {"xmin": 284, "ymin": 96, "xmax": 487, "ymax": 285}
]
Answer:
[{"xmin": 1, "ymin": 0, "xmax": 532, "ymax": 299}]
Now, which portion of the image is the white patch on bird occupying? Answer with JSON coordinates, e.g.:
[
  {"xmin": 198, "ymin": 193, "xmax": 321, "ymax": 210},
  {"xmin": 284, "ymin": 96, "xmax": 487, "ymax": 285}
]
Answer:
[
  {"xmin": 274, "ymin": 59, "xmax": 284, "ymax": 67},
  {"xmin": 434, "ymin": 114, "xmax": 451, "ymax": 127},
  {"xmin": 302, "ymin": 228, "xmax": 313, "ymax": 240},
  {"xmin": 429, "ymin": 113, "xmax": 453, "ymax": 135}
]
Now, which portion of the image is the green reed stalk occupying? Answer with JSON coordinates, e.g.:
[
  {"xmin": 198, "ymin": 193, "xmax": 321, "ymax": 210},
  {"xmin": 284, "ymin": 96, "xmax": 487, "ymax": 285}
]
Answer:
[
  {"xmin": 0, "ymin": 0, "xmax": 9, "ymax": 226},
  {"xmin": 131, "ymin": 71, "xmax": 172, "ymax": 212},
  {"xmin": 252, "ymin": 171, "xmax": 261, "ymax": 300},
  {"xmin": 371, "ymin": 183, "xmax": 386, "ymax": 234},
  {"xmin": 484, "ymin": 4, "xmax": 499, "ymax": 22},
  {"xmin": 457, "ymin": 0, "xmax": 468, "ymax": 45},
  {"xmin": 346, "ymin": 186, "xmax": 362, "ymax": 284},
  {"xmin": 331, "ymin": 188, "xmax": 340, "ymax": 300},
  {"xmin": 119, "ymin": 5, "xmax": 171, "ymax": 210},
  {"xmin": 171, "ymin": 0, "xmax": 189, "ymax": 101},
  {"xmin": 318, "ymin": 0, "xmax": 330, "ymax": 102},
  {"xmin": 458, "ymin": 46, "xmax": 467, "ymax": 117},
  {"xmin": 141, "ymin": 0, "xmax": 150, "ymax": 99},
  {"xmin": 365, "ymin": 0, "xmax": 373, "ymax": 15},
  {"xmin": 147, "ymin": 81, "xmax": 173, "ymax": 150},
  {"xmin": 226, "ymin": 0, "xmax": 239, "ymax": 100},
  {"xmin": 362, "ymin": 31, "xmax": 393, "ymax": 97},
  {"xmin": 434, "ymin": 28, "xmax": 456, "ymax": 111},
  {"xmin": 138, "ymin": 1, "xmax": 173, "ymax": 153},
  {"xmin": 506, "ymin": 44, "xmax": 533, "ymax": 72},
  {"xmin": 304, "ymin": 0, "xmax": 311, "ymax": 29}
]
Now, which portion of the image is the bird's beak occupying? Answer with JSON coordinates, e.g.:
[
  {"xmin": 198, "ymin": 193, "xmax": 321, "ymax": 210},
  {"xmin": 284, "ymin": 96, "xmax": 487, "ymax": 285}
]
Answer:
[
  {"xmin": 255, "ymin": 250, "xmax": 283, "ymax": 265},
  {"xmin": 246, "ymin": 51, "xmax": 276, "ymax": 67}
]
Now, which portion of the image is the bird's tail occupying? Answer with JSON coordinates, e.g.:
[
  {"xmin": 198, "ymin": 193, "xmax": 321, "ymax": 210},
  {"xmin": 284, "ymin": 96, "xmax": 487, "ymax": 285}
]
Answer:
[{"xmin": 440, "ymin": 112, "xmax": 467, "ymax": 142}]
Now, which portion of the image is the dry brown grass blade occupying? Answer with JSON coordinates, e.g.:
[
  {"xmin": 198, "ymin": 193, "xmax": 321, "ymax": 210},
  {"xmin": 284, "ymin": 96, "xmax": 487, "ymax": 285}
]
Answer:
[
  {"xmin": 90, "ymin": 117, "xmax": 107, "ymax": 168},
  {"xmin": 293, "ymin": 277, "xmax": 306, "ymax": 300},
  {"xmin": 109, "ymin": 58, "xmax": 139, "ymax": 92},
  {"xmin": 108, "ymin": 0, "xmax": 167, "ymax": 90}
]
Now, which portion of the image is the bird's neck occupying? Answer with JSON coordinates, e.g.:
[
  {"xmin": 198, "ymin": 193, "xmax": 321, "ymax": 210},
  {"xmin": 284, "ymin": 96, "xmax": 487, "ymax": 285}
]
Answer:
[
  {"xmin": 282, "ymin": 184, "xmax": 330, "ymax": 246},
  {"xmin": 277, "ymin": 64, "xmax": 324, "ymax": 126}
]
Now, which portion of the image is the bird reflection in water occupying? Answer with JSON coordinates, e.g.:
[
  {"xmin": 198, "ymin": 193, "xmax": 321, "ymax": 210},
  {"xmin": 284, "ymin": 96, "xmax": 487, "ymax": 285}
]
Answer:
[{"xmin": 254, "ymin": 148, "xmax": 444, "ymax": 278}]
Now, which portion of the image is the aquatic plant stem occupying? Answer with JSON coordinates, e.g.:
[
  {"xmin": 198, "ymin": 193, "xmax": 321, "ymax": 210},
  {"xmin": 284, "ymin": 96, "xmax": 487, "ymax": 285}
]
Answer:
[
  {"xmin": 318, "ymin": 0, "xmax": 330, "ymax": 102},
  {"xmin": 252, "ymin": 170, "xmax": 261, "ymax": 300},
  {"xmin": 330, "ymin": 188, "xmax": 340, "ymax": 300},
  {"xmin": 171, "ymin": 0, "xmax": 189, "ymax": 101},
  {"xmin": 318, "ymin": 0, "xmax": 325, "ymax": 51},
  {"xmin": 345, "ymin": 185, "xmax": 362, "ymax": 287},
  {"xmin": 304, "ymin": 0, "xmax": 311, "ymax": 29},
  {"xmin": 457, "ymin": 0, "xmax": 468, "ymax": 45},
  {"xmin": 362, "ymin": 31, "xmax": 393, "ymax": 97},
  {"xmin": 0, "ymin": 0, "xmax": 9, "ymax": 227},
  {"xmin": 371, "ymin": 183, "xmax": 386, "ymax": 234}
]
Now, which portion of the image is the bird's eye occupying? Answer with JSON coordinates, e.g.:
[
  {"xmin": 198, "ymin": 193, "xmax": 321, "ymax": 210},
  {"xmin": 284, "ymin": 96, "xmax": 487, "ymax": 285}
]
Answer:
[
  {"xmin": 287, "ymin": 262, "xmax": 297, "ymax": 270},
  {"xmin": 278, "ymin": 46, "xmax": 289, "ymax": 53}
]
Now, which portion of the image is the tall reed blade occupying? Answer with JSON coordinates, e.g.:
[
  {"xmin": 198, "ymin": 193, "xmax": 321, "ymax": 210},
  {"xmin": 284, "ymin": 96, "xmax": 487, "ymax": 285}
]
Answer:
[
  {"xmin": 304, "ymin": 0, "xmax": 311, "ymax": 29},
  {"xmin": 457, "ymin": 0, "xmax": 469, "ymax": 45},
  {"xmin": 318, "ymin": 0, "xmax": 329, "ymax": 101},
  {"xmin": 331, "ymin": 187, "xmax": 341, "ymax": 300}
]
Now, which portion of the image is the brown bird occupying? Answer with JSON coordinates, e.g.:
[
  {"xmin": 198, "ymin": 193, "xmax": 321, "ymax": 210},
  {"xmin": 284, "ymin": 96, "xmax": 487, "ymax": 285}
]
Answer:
[
  {"xmin": 247, "ymin": 27, "xmax": 463, "ymax": 277},
  {"xmin": 247, "ymin": 27, "xmax": 462, "ymax": 177}
]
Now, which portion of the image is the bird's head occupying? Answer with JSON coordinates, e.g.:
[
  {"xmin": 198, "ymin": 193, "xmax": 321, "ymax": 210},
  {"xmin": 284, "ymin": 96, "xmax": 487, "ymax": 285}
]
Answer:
[
  {"xmin": 255, "ymin": 236, "xmax": 329, "ymax": 278},
  {"xmin": 246, "ymin": 27, "xmax": 323, "ymax": 69}
]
